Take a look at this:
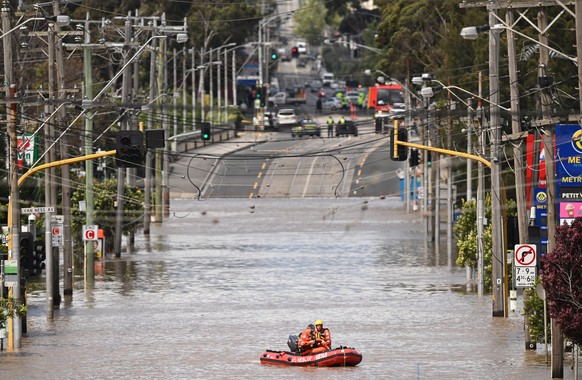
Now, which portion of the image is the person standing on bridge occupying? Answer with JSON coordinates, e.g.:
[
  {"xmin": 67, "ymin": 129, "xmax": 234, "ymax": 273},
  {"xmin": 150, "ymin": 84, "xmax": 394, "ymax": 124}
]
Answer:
[
  {"xmin": 316, "ymin": 97, "xmax": 322, "ymax": 114},
  {"xmin": 327, "ymin": 116, "xmax": 334, "ymax": 138}
]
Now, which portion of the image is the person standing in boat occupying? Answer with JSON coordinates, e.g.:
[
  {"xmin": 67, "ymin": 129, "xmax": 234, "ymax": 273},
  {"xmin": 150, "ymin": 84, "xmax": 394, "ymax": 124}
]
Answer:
[{"xmin": 314, "ymin": 320, "xmax": 332, "ymax": 351}]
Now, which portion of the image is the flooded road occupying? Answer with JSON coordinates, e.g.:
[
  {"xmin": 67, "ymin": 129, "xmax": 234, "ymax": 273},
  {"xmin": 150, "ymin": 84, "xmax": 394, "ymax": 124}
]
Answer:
[{"xmin": 0, "ymin": 198, "xmax": 571, "ymax": 379}]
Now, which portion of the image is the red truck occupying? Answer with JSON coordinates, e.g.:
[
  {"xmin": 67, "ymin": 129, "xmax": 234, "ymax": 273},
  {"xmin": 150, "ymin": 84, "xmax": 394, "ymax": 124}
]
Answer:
[{"xmin": 367, "ymin": 83, "xmax": 405, "ymax": 117}]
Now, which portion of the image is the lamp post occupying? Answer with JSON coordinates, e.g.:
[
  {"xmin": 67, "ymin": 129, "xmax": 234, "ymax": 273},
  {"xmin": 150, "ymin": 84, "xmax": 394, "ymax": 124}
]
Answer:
[
  {"xmin": 198, "ymin": 42, "xmax": 236, "ymax": 126},
  {"xmin": 364, "ymin": 69, "xmax": 423, "ymax": 214},
  {"xmin": 461, "ymin": 14, "xmax": 506, "ymax": 317},
  {"xmin": 222, "ymin": 45, "xmax": 240, "ymax": 127}
]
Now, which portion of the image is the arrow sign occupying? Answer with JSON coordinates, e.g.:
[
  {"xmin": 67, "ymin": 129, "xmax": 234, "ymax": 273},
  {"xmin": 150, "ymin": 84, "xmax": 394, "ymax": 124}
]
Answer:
[{"xmin": 514, "ymin": 244, "xmax": 537, "ymax": 267}]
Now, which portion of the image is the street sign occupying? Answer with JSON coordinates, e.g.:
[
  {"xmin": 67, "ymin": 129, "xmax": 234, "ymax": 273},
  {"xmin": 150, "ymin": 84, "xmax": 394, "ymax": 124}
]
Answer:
[
  {"xmin": 51, "ymin": 215, "xmax": 64, "ymax": 247},
  {"xmin": 82, "ymin": 225, "xmax": 99, "ymax": 241},
  {"xmin": 515, "ymin": 266, "xmax": 536, "ymax": 288},
  {"xmin": 4, "ymin": 259, "xmax": 18, "ymax": 275},
  {"xmin": 22, "ymin": 207, "xmax": 55, "ymax": 214},
  {"xmin": 514, "ymin": 244, "xmax": 537, "ymax": 267}
]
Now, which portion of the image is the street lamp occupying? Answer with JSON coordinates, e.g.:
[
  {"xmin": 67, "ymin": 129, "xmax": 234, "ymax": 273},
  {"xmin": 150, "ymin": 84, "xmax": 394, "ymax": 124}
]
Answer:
[
  {"xmin": 461, "ymin": 16, "xmax": 506, "ymax": 318},
  {"xmin": 364, "ymin": 69, "xmax": 421, "ymax": 214},
  {"xmin": 198, "ymin": 42, "xmax": 236, "ymax": 126},
  {"xmin": 0, "ymin": 15, "xmax": 71, "ymax": 40}
]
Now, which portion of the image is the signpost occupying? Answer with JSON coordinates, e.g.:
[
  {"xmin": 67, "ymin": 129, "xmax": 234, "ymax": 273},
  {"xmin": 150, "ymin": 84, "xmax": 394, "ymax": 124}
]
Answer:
[
  {"xmin": 51, "ymin": 215, "xmax": 64, "ymax": 247},
  {"xmin": 514, "ymin": 244, "xmax": 537, "ymax": 288},
  {"xmin": 82, "ymin": 225, "xmax": 99, "ymax": 241},
  {"xmin": 21, "ymin": 207, "xmax": 55, "ymax": 214}
]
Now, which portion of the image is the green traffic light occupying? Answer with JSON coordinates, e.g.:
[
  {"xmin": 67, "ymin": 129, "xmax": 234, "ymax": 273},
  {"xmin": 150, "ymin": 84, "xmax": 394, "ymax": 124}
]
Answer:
[{"xmin": 271, "ymin": 54, "xmax": 277, "ymax": 60}]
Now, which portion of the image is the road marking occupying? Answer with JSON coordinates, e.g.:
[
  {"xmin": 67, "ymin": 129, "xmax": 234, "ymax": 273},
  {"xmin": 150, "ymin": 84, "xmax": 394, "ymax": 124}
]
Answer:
[
  {"xmin": 253, "ymin": 182, "xmax": 258, "ymax": 190},
  {"xmin": 257, "ymin": 172, "xmax": 263, "ymax": 178}
]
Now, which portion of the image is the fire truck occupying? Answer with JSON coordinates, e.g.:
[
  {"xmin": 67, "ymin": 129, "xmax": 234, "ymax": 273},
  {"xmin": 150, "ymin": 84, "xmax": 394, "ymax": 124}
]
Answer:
[{"xmin": 367, "ymin": 82, "xmax": 405, "ymax": 117}]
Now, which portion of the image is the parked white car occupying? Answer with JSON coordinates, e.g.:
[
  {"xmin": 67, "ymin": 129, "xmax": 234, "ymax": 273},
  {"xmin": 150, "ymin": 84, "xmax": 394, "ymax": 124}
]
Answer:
[
  {"xmin": 276, "ymin": 108, "xmax": 297, "ymax": 127},
  {"xmin": 321, "ymin": 97, "xmax": 343, "ymax": 111}
]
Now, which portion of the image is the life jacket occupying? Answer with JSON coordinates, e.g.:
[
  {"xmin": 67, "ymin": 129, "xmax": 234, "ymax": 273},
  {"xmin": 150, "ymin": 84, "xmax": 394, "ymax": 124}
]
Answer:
[
  {"xmin": 297, "ymin": 328, "xmax": 316, "ymax": 351},
  {"xmin": 316, "ymin": 328, "xmax": 332, "ymax": 349}
]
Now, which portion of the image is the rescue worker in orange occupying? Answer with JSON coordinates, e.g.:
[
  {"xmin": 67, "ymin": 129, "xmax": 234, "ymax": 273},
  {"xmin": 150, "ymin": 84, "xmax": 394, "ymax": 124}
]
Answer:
[
  {"xmin": 314, "ymin": 319, "xmax": 332, "ymax": 351},
  {"xmin": 297, "ymin": 324, "xmax": 318, "ymax": 355}
]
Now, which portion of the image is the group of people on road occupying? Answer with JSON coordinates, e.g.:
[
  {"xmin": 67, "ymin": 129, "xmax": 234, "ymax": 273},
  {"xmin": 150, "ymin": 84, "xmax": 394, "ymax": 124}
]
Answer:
[
  {"xmin": 326, "ymin": 116, "xmax": 346, "ymax": 138},
  {"xmin": 297, "ymin": 319, "xmax": 332, "ymax": 355}
]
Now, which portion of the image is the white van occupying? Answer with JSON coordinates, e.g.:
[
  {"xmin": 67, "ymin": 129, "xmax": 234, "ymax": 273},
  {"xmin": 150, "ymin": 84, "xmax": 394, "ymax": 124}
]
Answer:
[{"xmin": 322, "ymin": 73, "xmax": 334, "ymax": 86}]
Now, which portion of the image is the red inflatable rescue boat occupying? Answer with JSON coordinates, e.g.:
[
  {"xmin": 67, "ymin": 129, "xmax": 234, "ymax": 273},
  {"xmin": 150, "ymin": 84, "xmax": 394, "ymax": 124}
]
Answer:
[{"xmin": 260, "ymin": 346, "xmax": 362, "ymax": 367}]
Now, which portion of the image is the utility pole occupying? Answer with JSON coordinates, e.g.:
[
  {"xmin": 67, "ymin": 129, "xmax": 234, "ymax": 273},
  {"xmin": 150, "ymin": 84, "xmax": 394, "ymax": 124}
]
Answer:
[
  {"xmin": 47, "ymin": 21, "xmax": 61, "ymax": 309},
  {"xmin": 144, "ymin": 19, "xmax": 158, "ymax": 235},
  {"xmin": 114, "ymin": 18, "xmax": 132, "ymax": 256},
  {"xmin": 162, "ymin": 14, "xmax": 170, "ymax": 218},
  {"xmin": 488, "ymin": 9, "xmax": 505, "ymax": 318},
  {"xmin": 477, "ymin": 71, "xmax": 485, "ymax": 297},
  {"xmin": 2, "ymin": 1, "xmax": 22, "ymax": 349},
  {"xmin": 83, "ymin": 12, "xmax": 96, "ymax": 282},
  {"xmin": 446, "ymin": 81, "xmax": 453, "ymax": 267},
  {"xmin": 505, "ymin": 9, "xmax": 534, "ymax": 349},
  {"xmin": 535, "ymin": 7, "xmax": 561, "ymax": 377},
  {"xmin": 52, "ymin": 0, "xmax": 72, "ymax": 300}
]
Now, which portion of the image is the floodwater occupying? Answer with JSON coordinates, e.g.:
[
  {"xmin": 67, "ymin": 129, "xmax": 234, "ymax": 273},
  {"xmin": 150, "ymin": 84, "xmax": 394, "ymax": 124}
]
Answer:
[{"xmin": 0, "ymin": 198, "xmax": 575, "ymax": 379}]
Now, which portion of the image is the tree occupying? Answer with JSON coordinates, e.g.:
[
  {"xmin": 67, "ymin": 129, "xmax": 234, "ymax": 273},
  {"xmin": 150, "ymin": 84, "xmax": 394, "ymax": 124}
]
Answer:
[
  {"xmin": 70, "ymin": 178, "xmax": 144, "ymax": 254},
  {"xmin": 292, "ymin": 0, "xmax": 328, "ymax": 46},
  {"xmin": 453, "ymin": 194, "xmax": 516, "ymax": 292},
  {"xmin": 540, "ymin": 218, "xmax": 582, "ymax": 345}
]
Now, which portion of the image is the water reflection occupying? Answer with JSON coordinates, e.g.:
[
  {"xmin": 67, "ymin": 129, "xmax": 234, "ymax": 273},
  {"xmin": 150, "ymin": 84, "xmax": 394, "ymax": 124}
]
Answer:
[{"xmin": 1, "ymin": 198, "xmax": 572, "ymax": 379}]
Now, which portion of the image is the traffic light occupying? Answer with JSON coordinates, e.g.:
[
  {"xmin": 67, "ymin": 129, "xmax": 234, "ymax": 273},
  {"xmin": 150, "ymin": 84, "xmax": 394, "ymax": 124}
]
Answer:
[
  {"xmin": 390, "ymin": 126, "xmax": 408, "ymax": 161},
  {"xmin": 409, "ymin": 148, "xmax": 420, "ymax": 167},
  {"xmin": 271, "ymin": 51, "xmax": 278, "ymax": 60},
  {"xmin": 115, "ymin": 130, "xmax": 144, "ymax": 168},
  {"xmin": 260, "ymin": 86, "xmax": 267, "ymax": 107},
  {"xmin": 201, "ymin": 122, "xmax": 211, "ymax": 141},
  {"xmin": 19, "ymin": 232, "xmax": 34, "ymax": 275},
  {"xmin": 31, "ymin": 240, "xmax": 46, "ymax": 276},
  {"xmin": 291, "ymin": 47, "xmax": 299, "ymax": 58}
]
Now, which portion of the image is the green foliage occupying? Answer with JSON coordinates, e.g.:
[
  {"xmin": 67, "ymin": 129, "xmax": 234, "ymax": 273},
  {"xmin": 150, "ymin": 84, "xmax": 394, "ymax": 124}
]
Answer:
[
  {"xmin": 70, "ymin": 178, "xmax": 144, "ymax": 253},
  {"xmin": 453, "ymin": 194, "xmax": 516, "ymax": 292},
  {"xmin": 523, "ymin": 283, "xmax": 550, "ymax": 344},
  {"xmin": 541, "ymin": 218, "xmax": 582, "ymax": 345},
  {"xmin": 0, "ymin": 297, "xmax": 27, "ymax": 330},
  {"xmin": 293, "ymin": 0, "xmax": 328, "ymax": 46}
]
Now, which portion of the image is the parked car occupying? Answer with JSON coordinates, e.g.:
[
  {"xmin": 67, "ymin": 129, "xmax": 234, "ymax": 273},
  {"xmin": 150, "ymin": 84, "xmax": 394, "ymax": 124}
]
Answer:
[
  {"xmin": 292, "ymin": 119, "xmax": 321, "ymax": 137},
  {"xmin": 345, "ymin": 91, "xmax": 361, "ymax": 104},
  {"xmin": 276, "ymin": 108, "xmax": 297, "ymax": 127},
  {"xmin": 336, "ymin": 120, "xmax": 358, "ymax": 137},
  {"xmin": 321, "ymin": 97, "xmax": 342, "ymax": 111}
]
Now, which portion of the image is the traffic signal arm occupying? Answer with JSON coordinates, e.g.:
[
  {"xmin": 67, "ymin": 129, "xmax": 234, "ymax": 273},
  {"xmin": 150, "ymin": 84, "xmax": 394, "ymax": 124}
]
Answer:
[
  {"xmin": 18, "ymin": 150, "xmax": 117, "ymax": 188},
  {"xmin": 396, "ymin": 140, "xmax": 492, "ymax": 168}
]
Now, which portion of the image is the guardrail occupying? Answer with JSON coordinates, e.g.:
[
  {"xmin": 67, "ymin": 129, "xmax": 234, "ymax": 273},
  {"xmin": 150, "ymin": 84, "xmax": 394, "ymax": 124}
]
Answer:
[{"xmin": 168, "ymin": 124, "xmax": 238, "ymax": 157}]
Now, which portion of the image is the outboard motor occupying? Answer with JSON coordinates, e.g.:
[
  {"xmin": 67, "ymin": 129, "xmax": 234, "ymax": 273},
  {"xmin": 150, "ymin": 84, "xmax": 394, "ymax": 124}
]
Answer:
[{"xmin": 287, "ymin": 334, "xmax": 299, "ymax": 352}]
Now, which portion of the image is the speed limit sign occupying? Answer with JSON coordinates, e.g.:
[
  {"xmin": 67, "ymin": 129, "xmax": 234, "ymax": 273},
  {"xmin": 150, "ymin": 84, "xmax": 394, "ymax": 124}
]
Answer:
[{"xmin": 82, "ymin": 225, "xmax": 99, "ymax": 241}]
